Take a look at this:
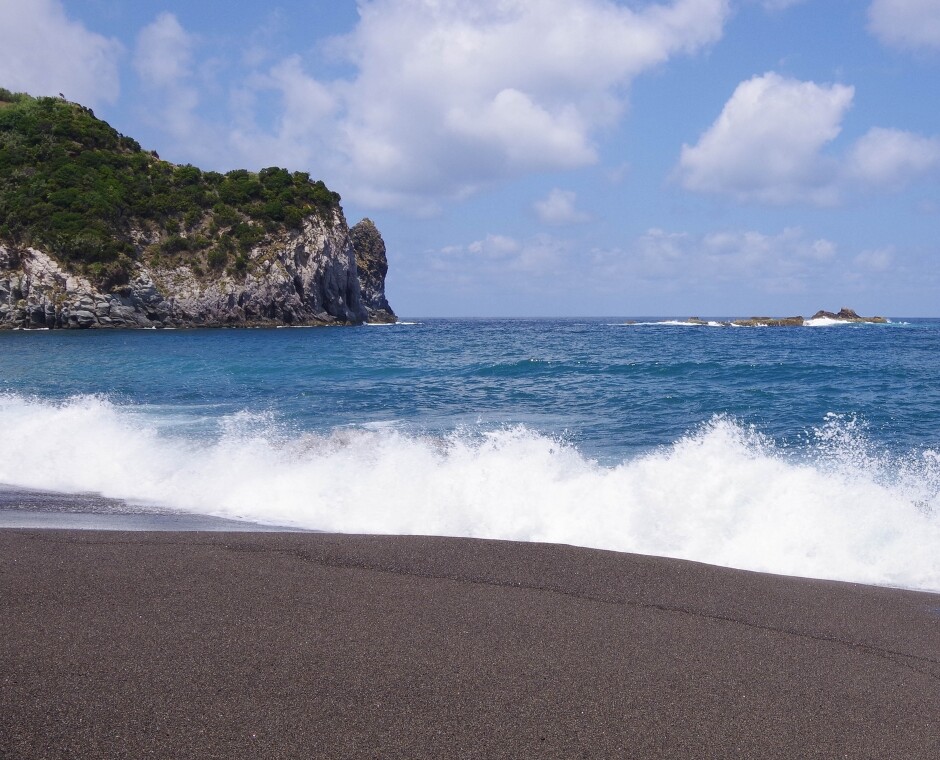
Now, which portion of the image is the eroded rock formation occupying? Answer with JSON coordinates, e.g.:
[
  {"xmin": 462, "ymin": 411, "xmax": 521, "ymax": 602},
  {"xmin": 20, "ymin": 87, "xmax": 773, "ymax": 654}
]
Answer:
[
  {"xmin": 350, "ymin": 218, "xmax": 396, "ymax": 323},
  {"xmin": 0, "ymin": 210, "xmax": 394, "ymax": 329}
]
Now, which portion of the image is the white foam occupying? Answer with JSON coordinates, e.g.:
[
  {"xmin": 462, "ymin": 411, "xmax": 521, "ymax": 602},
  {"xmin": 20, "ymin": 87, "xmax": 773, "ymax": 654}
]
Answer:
[
  {"xmin": 630, "ymin": 320, "xmax": 730, "ymax": 327},
  {"xmin": 804, "ymin": 317, "xmax": 853, "ymax": 327},
  {"xmin": 1, "ymin": 393, "xmax": 937, "ymax": 591}
]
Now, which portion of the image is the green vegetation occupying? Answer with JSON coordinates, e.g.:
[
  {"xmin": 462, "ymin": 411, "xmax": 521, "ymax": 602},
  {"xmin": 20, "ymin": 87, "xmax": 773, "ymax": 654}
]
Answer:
[{"xmin": 0, "ymin": 89, "xmax": 341, "ymax": 288}]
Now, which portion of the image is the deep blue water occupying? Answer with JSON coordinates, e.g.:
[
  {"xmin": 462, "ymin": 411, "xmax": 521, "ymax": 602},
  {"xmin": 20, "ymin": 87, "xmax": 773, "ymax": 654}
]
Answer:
[
  {"xmin": 1, "ymin": 318, "xmax": 939, "ymax": 590},
  {"xmin": 2, "ymin": 318, "xmax": 938, "ymax": 458}
]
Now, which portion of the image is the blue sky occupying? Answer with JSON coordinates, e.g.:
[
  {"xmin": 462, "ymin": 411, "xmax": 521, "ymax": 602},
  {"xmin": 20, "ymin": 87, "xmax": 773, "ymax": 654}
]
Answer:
[{"xmin": 1, "ymin": 0, "xmax": 938, "ymax": 316}]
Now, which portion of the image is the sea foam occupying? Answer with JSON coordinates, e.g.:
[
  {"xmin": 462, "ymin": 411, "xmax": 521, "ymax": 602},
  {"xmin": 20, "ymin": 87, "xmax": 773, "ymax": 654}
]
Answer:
[{"xmin": 1, "ymin": 393, "xmax": 938, "ymax": 592}]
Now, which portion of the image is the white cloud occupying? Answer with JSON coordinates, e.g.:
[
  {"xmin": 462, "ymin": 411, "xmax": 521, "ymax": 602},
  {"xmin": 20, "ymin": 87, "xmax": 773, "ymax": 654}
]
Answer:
[
  {"xmin": 677, "ymin": 71, "xmax": 940, "ymax": 205},
  {"xmin": 534, "ymin": 189, "xmax": 591, "ymax": 225},
  {"xmin": 593, "ymin": 226, "xmax": 841, "ymax": 296},
  {"xmin": 845, "ymin": 127, "xmax": 940, "ymax": 186},
  {"xmin": 133, "ymin": 13, "xmax": 201, "ymax": 143},
  {"xmin": 430, "ymin": 233, "xmax": 570, "ymax": 281},
  {"xmin": 0, "ymin": 0, "xmax": 122, "ymax": 106},
  {"xmin": 854, "ymin": 247, "xmax": 894, "ymax": 272},
  {"xmin": 161, "ymin": 0, "xmax": 729, "ymax": 211},
  {"xmin": 339, "ymin": 0, "xmax": 731, "ymax": 206},
  {"xmin": 868, "ymin": 0, "xmax": 940, "ymax": 51},
  {"xmin": 134, "ymin": 13, "xmax": 194, "ymax": 88},
  {"xmin": 228, "ymin": 56, "xmax": 338, "ymax": 171},
  {"xmin": 467, "ymin": 234, "xmax": 521, "ymax": 258},
  {"xmin": 677, "ymin": 72, "xmax": 853, "ymax": 205},
  {"xmin": 759, "ymin": 0, "xmax": 808, "ymax": 10}
]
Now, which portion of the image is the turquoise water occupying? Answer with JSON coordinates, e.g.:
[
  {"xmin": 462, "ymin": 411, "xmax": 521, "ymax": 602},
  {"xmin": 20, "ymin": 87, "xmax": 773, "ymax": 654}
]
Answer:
[{"xmin": 1, "ymin": 318, "xmax": 939, "ymax": 590}]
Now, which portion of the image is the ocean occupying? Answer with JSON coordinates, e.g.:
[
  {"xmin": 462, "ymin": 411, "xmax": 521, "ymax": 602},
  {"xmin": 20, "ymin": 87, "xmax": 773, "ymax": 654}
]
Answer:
[{"xmin": 1, "ymin": 317, "xmax": 938, "ymax": 592}]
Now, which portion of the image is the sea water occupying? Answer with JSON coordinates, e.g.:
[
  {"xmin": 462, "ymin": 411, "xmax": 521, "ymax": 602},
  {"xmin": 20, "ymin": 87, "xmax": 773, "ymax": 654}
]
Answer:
[{"xmin": 1, "ymin": 318, "xmax": 938, "ymax": 591}]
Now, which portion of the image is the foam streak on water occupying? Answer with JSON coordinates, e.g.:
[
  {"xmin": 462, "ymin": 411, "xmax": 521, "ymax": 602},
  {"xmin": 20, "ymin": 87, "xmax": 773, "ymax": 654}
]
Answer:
[{"xmin": 1, "ymin": 393, "xmax": 937, "ymax": 592}]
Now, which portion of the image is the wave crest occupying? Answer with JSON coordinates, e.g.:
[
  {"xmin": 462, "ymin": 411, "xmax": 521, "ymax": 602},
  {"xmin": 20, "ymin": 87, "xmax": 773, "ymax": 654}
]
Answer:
[{"xmin": 1, "ymin": 394, "xmax": 937, "ymax": 591}]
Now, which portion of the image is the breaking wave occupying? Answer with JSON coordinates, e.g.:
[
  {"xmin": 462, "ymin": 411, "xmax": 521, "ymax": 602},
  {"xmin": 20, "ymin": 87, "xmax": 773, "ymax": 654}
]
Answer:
[{"xmin": 1, "ymin": 393, "xmax": 938, "ymax": 592}]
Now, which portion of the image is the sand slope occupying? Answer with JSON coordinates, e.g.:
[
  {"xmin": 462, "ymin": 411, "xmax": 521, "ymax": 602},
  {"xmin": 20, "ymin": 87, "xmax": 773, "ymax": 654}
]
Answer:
[{"xmin": 1, "ymin": 529, "xmax": 938, "ymax": 759}]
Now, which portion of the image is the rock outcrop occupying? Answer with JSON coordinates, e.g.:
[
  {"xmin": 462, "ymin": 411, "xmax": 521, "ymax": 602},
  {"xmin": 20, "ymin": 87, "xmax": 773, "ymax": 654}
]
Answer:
[
  {"xmin": 0, "ymin": 209, "xmax": 394, "ymax": 329},
  {"xmin": 731, "ymin": 315, "xmax": 807, "ymax": 327},
  {"xmin": 808, "ymin": 307, "xmax": 887, "ymax": 324},
  {"xmin": 682, "ymin": 308, "xmax": 888, "ymax": 328},
  {"xmin": 350, "ymin": 218, "xmax": 396, "ymax": 323}
]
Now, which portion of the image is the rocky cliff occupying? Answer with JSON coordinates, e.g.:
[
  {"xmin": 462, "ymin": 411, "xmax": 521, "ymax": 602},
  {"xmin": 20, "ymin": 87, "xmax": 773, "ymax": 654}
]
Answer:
[
  {"xmin": 350, "ymin": 218, "xmax": 396, "ymax": 323},
  {"xmin": 0, "ymin": 209, "xmax": 395, "ymax": 329},
  {"xmin": 0, "ymin": 89, "xmax": 394, "ymax": 329}
]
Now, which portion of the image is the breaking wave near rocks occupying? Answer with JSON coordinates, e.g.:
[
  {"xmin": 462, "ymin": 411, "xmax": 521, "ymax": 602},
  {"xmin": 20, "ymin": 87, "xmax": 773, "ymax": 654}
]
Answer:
[{"xmin": 1, "ymin": 393, "xmax": 938, "ymax": 592}]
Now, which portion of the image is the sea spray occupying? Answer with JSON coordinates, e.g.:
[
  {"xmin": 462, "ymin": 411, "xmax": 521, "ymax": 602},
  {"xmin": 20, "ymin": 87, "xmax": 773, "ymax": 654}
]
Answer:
[{"xmin": 1, "ymin": 393, "xmax": 938, "ymax": 592}]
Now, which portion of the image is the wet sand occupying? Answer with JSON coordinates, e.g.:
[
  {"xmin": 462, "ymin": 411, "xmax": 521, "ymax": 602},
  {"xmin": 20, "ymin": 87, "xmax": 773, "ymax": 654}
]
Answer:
[{"xmin": 2, "ymin": 528, "xmax": 938, "ymax": 759}]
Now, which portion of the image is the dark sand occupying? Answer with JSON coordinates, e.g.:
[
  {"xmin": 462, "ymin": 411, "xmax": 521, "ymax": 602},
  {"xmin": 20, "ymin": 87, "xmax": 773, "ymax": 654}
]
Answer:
[{"xmin": 1, "ymin": 529, "xmax": 938, "ymax": 759}]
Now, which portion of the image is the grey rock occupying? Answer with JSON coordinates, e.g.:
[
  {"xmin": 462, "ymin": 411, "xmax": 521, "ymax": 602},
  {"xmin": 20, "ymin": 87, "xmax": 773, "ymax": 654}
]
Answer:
[
  {"xmin": 810, "ymin": 307, "xmax": 887, "ymax": 324},
  {"xmin": 350, "ymin": 218, "xmax": 396, "ymax": 323},
  {"xmin": 0, "ymin": 209, "xmax": 392, "ymax": 330}
]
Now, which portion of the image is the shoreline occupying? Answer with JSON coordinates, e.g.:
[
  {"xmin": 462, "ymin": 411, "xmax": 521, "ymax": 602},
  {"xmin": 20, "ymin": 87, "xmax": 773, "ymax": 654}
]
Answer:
[
  {"xmin": 2, "ymin": 528, "xmax": 938, "ymax": 758},
  {"xmin": 0, "ymin": 486, "xmax": 304, "ymax": 532},
  {"xmin": 0, "ymin": 486, "xmax": 934, "ymax": 594}
]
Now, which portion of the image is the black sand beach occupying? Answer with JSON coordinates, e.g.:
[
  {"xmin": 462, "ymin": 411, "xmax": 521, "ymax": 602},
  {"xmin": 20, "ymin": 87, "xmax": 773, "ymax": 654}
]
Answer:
[{"xmin": 2, "ymin": 528, "xmax": 938, "ymax": 759}]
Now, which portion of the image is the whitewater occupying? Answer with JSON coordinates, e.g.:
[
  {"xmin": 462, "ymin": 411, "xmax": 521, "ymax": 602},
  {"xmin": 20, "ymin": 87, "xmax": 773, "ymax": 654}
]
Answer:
[{"xmin": 1, "ymin": 318, "xmax": 938, "ymax": 591}]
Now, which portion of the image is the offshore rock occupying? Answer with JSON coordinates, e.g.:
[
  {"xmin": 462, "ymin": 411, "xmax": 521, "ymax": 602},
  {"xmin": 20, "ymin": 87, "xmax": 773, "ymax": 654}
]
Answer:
[
  {"xmin": 350, "ymin": 218, "xmax": 396, "ymax": 323},
  {"xmin": 732, "ymin": 315, "xmax": 805, "ymax": 327},
  {"xmin": 810, "ymin": 307, "xmax": 887, "ymax": 324},
  {"xmin": 728, "ymin": 307, "xmax": 887, "ymax": 327},
  {"xmin": 0, "ymin": 210, "xmax": 379, "ymax": 329}
]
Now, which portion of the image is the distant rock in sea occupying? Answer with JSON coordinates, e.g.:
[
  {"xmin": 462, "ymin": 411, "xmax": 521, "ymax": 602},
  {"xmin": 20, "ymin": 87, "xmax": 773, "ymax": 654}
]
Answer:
[
  {"xmin": 681, "ymin": 308, "xmax": 887, "ymax": 327},
  {"xmin": 807, "ymin": 307, "xmax": 887, "ymax": 324},
  {"xmin": 729, "ymin": 308, "xmax": 886, "ymax": 327}
]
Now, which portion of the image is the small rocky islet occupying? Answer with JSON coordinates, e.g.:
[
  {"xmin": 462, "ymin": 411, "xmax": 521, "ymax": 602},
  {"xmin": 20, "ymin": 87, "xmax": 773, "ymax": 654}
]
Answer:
[
  {"xmin": 685, "ymin": 308, "xmax": 888, "ymax": 327},
  {"xmin": 0, "ymin": 89, "xmax": 394, "ymax": 329}
]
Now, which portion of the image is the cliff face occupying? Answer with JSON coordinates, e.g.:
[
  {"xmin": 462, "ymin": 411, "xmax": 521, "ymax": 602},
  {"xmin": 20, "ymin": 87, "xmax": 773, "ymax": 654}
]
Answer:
[
  {"xmin": 0, "ymin": 209, "xmax": 394, "ymax": 329},
  {"xmin": 350, "ymin": 218, "xmax": 396, "ymax": 323}
]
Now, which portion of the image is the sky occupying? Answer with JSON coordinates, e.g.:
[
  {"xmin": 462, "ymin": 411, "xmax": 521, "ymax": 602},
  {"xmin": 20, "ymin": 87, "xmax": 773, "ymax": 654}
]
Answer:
[{"xmin": 0, "ymin": 0, "xmax": 938, "ymax": 317}]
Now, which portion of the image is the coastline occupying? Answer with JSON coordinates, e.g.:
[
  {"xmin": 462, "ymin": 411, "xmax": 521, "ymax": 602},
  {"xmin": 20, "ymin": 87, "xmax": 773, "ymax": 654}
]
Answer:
[
  {"xmin": 2, "ymin": 527, "xmax": 938, "ymax": 758},
  {"xmin": 0, "ymin": 486, "xmax": 306, "ymax": 532}
]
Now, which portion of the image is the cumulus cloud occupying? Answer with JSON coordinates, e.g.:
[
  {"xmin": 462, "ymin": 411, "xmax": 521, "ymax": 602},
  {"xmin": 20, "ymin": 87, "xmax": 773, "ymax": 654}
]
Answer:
[
  {"xmin": 677, "ymin": 72, "xmax": 853, "ymax": 205},
  {"xmin": 868, "ymin": 0, "xmax": 940, "ymax": 51},
  {"xmin": 0, "ymin": 0, "xmax": 122, "ymax": 106},
  {"xmin": 340, "ymin": 0, "xmax": 729, "ymax": 202},
  {"xmin": 676, "ymin": 72, "xmax": 940, "ymax": 205},
  {"xmin": 533, "ymin": 189, "xmax": 591, "ymax": 225},
  {"xmin": 157, "ymin": 0, "xmax": 729, "ymax": 211},
  {"xmin": 845, "ymin": 127, "xmax": 940, "ymax": 186}
]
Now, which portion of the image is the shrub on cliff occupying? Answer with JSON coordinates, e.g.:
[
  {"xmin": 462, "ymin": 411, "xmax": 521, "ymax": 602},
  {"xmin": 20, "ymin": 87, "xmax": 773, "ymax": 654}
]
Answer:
[{"xmin": 0, "ymin": 90, "xmax": 342, "ymax": 288}]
